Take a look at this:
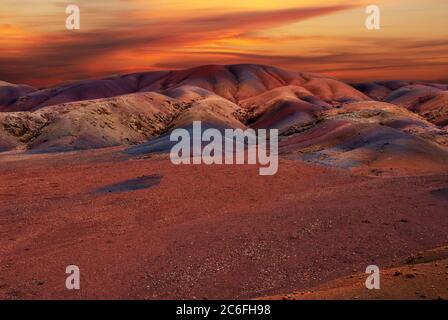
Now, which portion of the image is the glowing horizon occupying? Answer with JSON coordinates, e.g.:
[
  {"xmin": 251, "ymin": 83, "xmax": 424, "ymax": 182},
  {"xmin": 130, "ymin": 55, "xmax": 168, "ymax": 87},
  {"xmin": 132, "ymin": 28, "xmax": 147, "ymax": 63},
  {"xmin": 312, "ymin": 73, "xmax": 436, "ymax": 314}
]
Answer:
[{"xmin": 1, "ymin": 0, "xmax": 447, "ymax": 86}]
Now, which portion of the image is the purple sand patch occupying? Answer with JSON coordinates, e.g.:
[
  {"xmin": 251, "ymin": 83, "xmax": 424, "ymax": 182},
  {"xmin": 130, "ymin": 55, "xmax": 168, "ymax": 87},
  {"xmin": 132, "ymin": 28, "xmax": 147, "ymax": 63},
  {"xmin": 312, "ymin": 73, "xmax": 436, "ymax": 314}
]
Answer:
[
  {"xmin": 430, "ymin": 188, "xmax": 448, "ymax": 200},
  {"xmin": 95, "ymin": 174, "xmax": 162, "ymax": 194}
]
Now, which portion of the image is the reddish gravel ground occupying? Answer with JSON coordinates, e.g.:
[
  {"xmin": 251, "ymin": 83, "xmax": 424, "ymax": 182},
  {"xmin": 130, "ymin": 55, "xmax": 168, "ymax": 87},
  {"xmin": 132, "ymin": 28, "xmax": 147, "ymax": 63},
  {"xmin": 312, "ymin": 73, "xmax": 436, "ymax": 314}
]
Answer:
[
  {"xmin": 262, "ymin": 246, "xmax": 448, "ymax": 300},
  {"xmin": 0, "ymin": 147, "xmax": 447, "ymax": 299}
]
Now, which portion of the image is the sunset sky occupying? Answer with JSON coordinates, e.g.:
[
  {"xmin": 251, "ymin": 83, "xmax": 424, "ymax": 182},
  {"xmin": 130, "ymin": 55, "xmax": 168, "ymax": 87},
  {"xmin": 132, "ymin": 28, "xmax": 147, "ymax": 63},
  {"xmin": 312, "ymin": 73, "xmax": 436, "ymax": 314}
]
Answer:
[{"xmin": 1, "ymin": 0, "xmax": 447, "ymax": 86}]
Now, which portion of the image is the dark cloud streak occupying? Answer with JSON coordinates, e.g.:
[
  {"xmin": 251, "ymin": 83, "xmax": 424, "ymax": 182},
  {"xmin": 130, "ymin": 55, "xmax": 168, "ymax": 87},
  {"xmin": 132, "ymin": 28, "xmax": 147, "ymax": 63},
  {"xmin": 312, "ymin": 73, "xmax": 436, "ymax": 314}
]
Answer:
[{"xmin": 0, "ymin": 4, "xmax": 357, "ymax": 85}]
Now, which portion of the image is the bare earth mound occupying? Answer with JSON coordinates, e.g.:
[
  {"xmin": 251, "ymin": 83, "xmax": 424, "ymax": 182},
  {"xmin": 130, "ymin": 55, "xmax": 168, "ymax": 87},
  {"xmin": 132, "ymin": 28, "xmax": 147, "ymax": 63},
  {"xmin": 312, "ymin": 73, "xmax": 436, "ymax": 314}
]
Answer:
[
  {"xmin": 262, "ymin": 246, "xmax": 448, "ymax": 300},
  {"xmin": 0, "ymin": 64, "xmax": 447, "ymax": 176}
]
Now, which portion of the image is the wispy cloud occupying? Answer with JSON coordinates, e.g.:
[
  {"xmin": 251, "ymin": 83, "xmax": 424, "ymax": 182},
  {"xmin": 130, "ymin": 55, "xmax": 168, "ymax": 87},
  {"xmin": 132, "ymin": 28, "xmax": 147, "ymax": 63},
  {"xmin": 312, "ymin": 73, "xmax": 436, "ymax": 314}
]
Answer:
[
  {"xmin": 0, "ymin": 4, "xmax": 358, "ymax": 85},
  {"xmin": 0, "ymin": 1, "xmax": 447, "ymax": 85}
]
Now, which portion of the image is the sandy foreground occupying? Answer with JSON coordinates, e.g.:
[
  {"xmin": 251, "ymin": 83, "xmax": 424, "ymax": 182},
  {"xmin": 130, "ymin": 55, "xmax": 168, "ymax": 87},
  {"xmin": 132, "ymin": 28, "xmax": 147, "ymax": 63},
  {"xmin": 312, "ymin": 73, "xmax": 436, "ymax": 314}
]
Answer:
[{"xmin": 0, "ymin": 147, "xmax": 447, "ymax": 299}]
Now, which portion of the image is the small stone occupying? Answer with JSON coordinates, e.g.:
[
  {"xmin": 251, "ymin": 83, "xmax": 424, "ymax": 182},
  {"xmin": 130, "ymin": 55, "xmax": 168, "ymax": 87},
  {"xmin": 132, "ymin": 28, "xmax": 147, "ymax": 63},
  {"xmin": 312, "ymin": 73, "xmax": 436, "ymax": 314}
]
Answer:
[{"xmin": 405, "ymin": 256, "xmax": 415, "ymax": 264}]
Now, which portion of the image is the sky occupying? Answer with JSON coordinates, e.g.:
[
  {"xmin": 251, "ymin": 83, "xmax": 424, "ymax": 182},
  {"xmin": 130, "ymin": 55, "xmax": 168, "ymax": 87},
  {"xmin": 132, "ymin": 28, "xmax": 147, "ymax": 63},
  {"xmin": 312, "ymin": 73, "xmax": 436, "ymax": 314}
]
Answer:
[{"xmin": 1, "ymin": 0, "xmax": 447, "ymax": 86}]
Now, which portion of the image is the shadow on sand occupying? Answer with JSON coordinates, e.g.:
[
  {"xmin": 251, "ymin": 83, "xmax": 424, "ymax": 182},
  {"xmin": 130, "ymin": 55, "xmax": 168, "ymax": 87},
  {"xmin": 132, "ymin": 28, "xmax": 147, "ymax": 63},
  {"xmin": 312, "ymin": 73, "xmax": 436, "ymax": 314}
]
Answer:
[{"xmin": 94, "ymin": 174, "xmax": 162, "ymax": 194}]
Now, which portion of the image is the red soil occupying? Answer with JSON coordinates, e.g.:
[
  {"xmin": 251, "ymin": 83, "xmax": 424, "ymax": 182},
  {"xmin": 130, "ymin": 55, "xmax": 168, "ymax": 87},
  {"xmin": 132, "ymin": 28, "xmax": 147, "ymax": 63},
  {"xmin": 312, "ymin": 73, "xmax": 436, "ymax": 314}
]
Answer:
[
  {"xmin": 0, "ymin": 147, "xmax": 447, "ymax": 299},
  {"xmin": 262, "ymin": 246, "xmax": 448, "ymax": 300}
]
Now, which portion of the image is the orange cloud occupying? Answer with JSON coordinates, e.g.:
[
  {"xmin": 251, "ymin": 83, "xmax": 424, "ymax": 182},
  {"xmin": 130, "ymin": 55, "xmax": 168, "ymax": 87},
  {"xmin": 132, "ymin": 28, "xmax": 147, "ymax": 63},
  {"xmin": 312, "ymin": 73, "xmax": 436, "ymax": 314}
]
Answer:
[
  {"xmin": 0, "ymin": 4, "xmax": 358, "ymax": 85},
  {"xmin": 0, "ymin": 1, "xmax": 447, "ymax": 86}
]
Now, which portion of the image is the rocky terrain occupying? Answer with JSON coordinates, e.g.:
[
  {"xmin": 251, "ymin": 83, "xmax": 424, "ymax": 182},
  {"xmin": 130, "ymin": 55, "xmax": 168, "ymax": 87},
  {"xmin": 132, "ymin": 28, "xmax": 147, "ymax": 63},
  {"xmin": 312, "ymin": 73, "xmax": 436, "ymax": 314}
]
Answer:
[
  {"xmin": 0, "ymin": 65, "xmax": 447, "ymax": 300},
  {"xmin": 262, "ymin": 246, "xmax": 448, "ymax": 300},
  {"xmin": 0, "ymin": 64, "xmax": 447, "ymax": 175}
]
